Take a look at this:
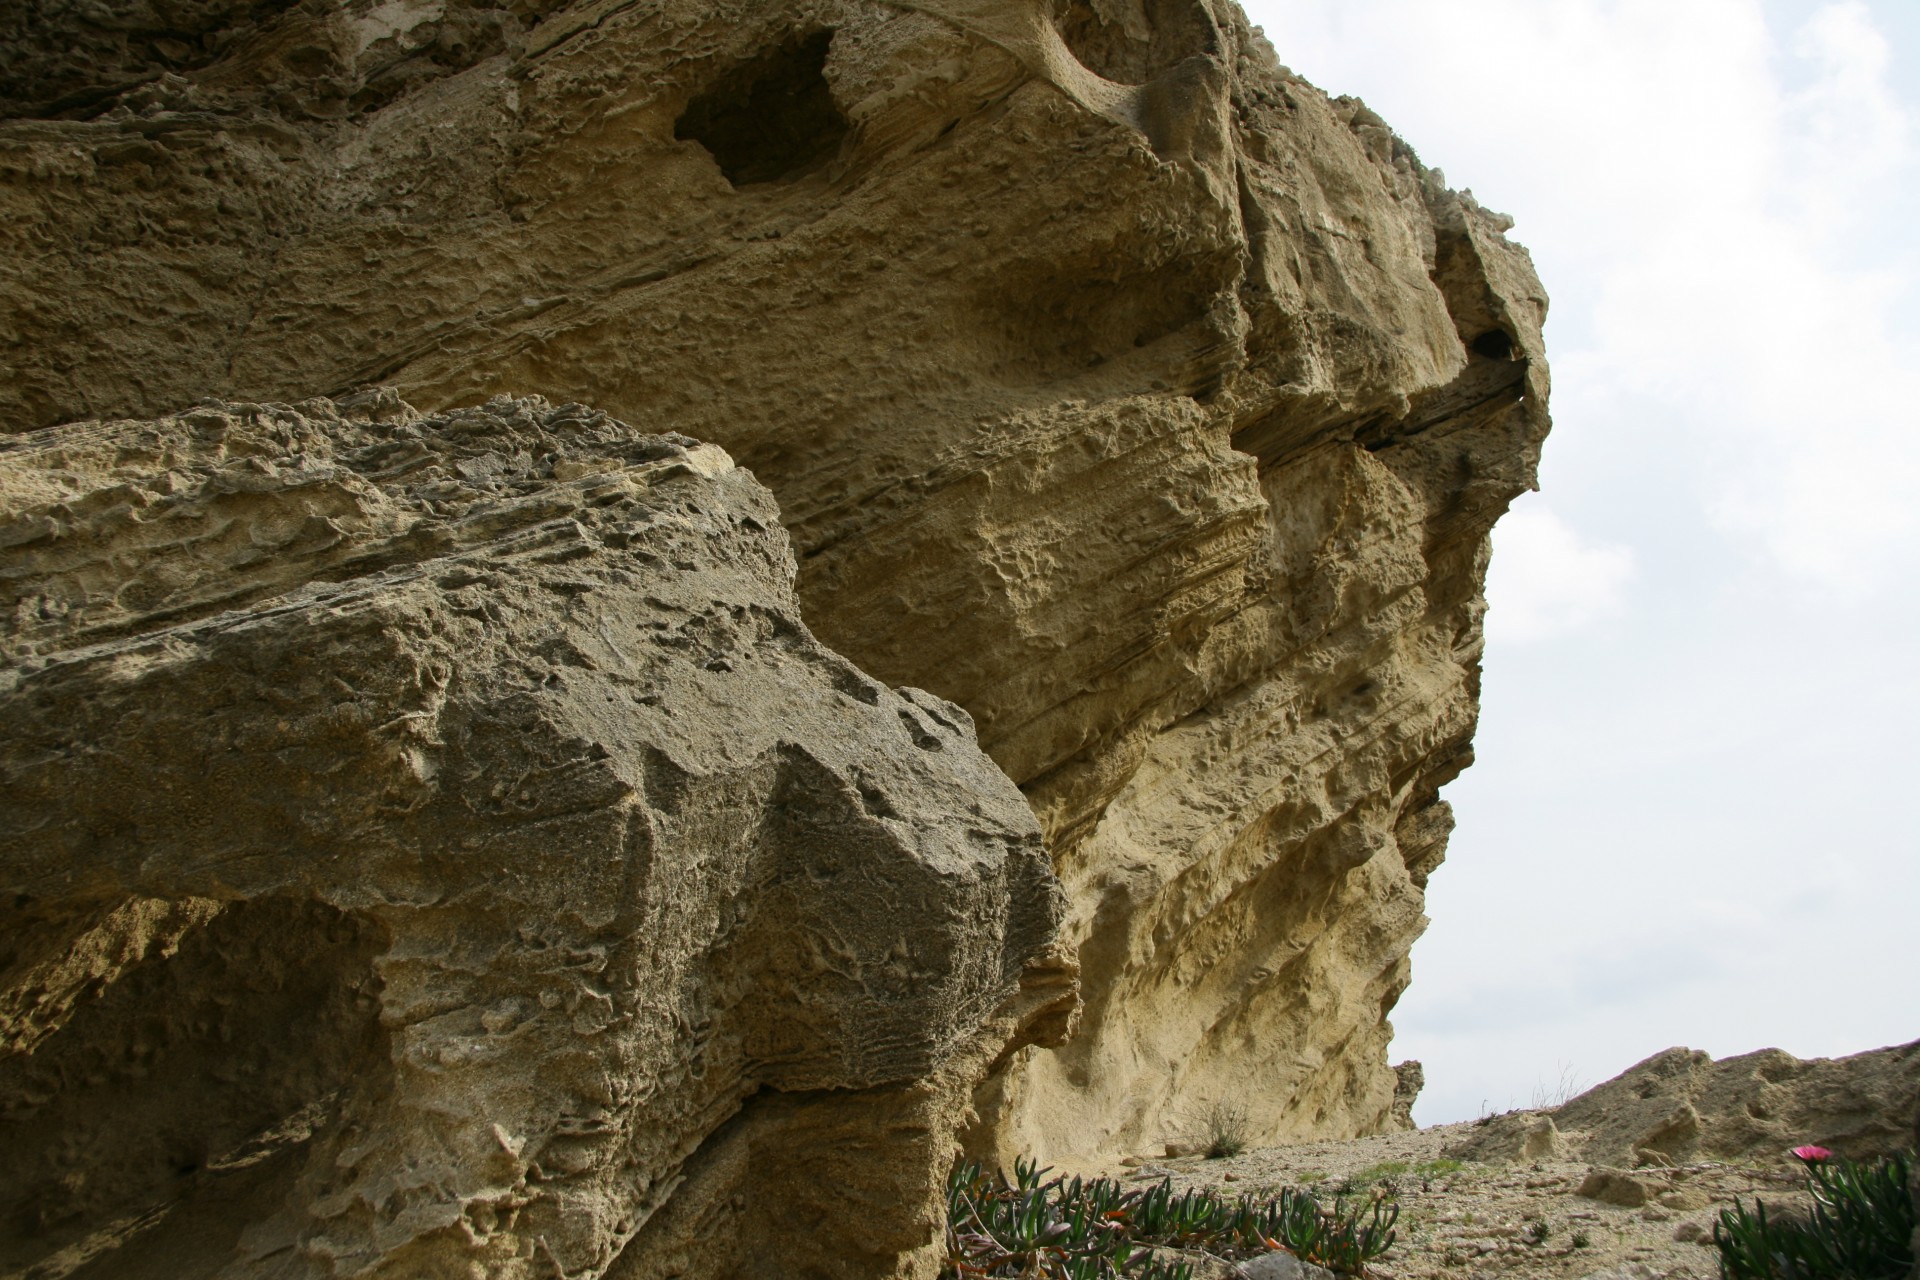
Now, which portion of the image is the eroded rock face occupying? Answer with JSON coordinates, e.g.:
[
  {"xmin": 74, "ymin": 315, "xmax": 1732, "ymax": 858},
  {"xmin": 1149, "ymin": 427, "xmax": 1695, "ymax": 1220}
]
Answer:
[
  {"xmin": 0, "ymin": 395, "xmax": 1062, "ymax": 1278},
  {"xmin": 1448, "ymin": 1042, "xmax": 1920, "ymax": 1169},
  {"xmin": 2, "ymin": 0, "xmax": 1549, "ymax": 1189}
]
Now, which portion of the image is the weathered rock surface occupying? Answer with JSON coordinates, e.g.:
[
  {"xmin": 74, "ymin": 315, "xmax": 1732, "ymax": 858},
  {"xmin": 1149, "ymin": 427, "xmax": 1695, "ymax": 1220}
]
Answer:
[
  {"xmin": 0, "ymin": 394, "xmax": 1062, "ymax": 1278},
  {"xmin": 2, "ymin": 0, "xmax": 1551, "ymax": 1228},
  {"xmin": 1391, "ymin": 1060, "xmax": 1427, "ymax": 1131},
  {"xmin": 1447, "ymin": 1041, "xmax": 1920, "ymax": 1169},
  {"xmin": 1236, "ymin": 1253, "xmax": 1335, "ymax": 1280}
]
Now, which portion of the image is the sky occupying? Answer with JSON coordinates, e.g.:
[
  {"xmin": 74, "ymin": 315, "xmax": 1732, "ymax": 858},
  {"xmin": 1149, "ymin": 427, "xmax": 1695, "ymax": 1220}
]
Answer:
[{"xmin": 1238, "ymin": 0, "xmax": 1920, "ymax": 1125}]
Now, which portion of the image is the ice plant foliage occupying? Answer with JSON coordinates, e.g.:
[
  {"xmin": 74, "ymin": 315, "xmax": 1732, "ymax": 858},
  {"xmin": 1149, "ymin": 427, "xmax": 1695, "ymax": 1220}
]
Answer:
[
  {"xmin": 1713, "ymin": 1147, "xmax": 1913, "ymax": 1280},
  {"xmin": 943, "ymin": 1157, "xmax": 1399, "ymax": 1278}
]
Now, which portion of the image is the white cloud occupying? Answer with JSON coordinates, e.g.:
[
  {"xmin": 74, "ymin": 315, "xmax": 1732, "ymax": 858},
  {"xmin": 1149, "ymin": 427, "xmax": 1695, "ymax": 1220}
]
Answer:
[
  {"xmin": 1786, "ymin": 0, "xmax": 1908, "ymax": 234},
  {"xmin": 1484, "ymin": 501, "xmax": 1636, "ymax": 644},
  {"xmin": 1251, "ymin": 0, "xmax": 1920, "ymax": 594},
  {"xmin": 1579, "ymin": 2, "xmax": 1920, "ymax": 591}
]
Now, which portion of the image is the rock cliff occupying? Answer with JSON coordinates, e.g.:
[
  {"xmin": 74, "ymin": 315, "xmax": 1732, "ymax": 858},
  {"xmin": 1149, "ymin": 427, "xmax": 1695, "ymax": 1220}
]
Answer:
[
  {"xmin": 1, "ymin": 0, "xmax": 1551, "ymax": 1273},
  {"xmin": 0, "ymin": 394, "xmax": 1061, "ymax": 1277}
]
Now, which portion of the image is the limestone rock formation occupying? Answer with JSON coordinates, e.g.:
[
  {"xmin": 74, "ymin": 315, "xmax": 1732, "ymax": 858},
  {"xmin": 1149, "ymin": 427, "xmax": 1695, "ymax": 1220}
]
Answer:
[
  {"xmin": 0, "ymin": 395, "xmax": 1062, "ymax": 1278},
  {"xmin": 2, "ymin": 0, "xmax": 1552, "ymax": 1254},
  {"xmin": 1390, "ymin": 1060, "xmax": 1426, "ymax": 1131},
  {"xmin": 1448, "ymin": 1041, "xmax": 1920, "ymax": 1169}
]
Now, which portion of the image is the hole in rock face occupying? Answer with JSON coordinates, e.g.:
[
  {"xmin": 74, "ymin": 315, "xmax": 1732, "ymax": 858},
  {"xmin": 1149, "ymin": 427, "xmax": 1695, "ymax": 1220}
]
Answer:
[
  {"xmin": 0, "ymin": 897, "xmax": 388, "ymax": 1266},
  {"xmin": 1051, "ymin": 0, "xmax": 1219, "ymax": 85},
  {"xmin": 1470, "ymin": 328, "xmax": 1514, "ymax": 361},
  {"xmin": 674, "ymin": 30, "xmax": 849, "ymax": 186}
]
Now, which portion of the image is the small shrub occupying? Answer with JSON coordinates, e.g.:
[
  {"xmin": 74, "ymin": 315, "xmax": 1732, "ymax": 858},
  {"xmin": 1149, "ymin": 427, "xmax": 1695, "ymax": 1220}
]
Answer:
[
  {"xmin": 942, "ymin": 1157, "xmax": 1399, "ymax": 1278},
  {"xmin": 1350, "ymin": 1161, "xmax": 1411, "ymax": 1188},
  {"xmin": 1571, "ymin": 1231, "xmax": 1592, "ymax": 1250},
  {"xmin": 1414, "ymin": 1158, "xmax": 1464, "ymax": 1178},
  {"xmin": 1713, "ymin": 1148, "xmax": 1913, "ymax": 1280},
  {"xmin": 1524, "ymin": 1219, "xmax": 1551, "ymax": 1245},
  {"xmin": 1202, "ymin": 1101, "xmax": 1252, "ymax": 1160},
  {"xmin": 1530, "ymin": 1061, "xmax": 1584, "ymax": 1110}
]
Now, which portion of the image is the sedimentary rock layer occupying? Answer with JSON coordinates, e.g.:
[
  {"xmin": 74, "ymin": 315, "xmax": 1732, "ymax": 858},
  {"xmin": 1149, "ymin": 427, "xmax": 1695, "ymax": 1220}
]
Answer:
[
  {"xmin": 0, "ymin": 395, "xmax": 1061, "ymax": 1278},
  {"xmin": 1452, "ymin": 1042, "xmax": 1920, "ymax": 1170},
  {"xmin": 0, "ymin": 0, "xmax": 1551, "ymax": 1212}
]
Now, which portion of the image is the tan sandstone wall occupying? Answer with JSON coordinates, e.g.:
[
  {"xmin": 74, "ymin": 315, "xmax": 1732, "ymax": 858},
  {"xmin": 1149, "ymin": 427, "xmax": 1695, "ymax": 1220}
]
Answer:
[
  {"xmin": 0, "ymin": 395, "xmax": 1064, "ymax": 1278},
  {"xmin": 0, "ymin": 0, "xmax": 1550, "ymax": 1228}
]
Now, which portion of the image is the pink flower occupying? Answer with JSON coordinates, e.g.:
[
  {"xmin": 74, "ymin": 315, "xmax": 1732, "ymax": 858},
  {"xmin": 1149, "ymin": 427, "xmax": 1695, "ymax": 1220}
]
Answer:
[{"xmin": 1791, "ymin": 1145, "xmax": 1832, "ymax": 1162}]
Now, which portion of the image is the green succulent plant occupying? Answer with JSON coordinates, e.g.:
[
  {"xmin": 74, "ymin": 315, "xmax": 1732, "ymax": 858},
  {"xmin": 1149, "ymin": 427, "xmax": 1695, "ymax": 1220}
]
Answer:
[
  {"xmin": 942, "ymin": 1156, "xmax": 1398, "ymax": 1278},
  {"xmin": 1713, "ymin": 1148, "xmax": 1914, "ymax": 1280}
]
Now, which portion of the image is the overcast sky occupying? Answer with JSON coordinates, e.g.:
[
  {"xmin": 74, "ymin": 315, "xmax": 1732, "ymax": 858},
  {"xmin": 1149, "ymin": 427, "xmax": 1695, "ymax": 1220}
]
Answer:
[{"xmin": 1239, "ymin": 0, "xmax": 1920, "ymax": 1124}]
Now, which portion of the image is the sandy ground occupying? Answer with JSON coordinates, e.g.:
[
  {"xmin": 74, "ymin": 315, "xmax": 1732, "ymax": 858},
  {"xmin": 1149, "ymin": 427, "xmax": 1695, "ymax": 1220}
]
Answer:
[{"xmin": 1091, "ymin": 1117, "xmax": 1811, "ymax": 1279}]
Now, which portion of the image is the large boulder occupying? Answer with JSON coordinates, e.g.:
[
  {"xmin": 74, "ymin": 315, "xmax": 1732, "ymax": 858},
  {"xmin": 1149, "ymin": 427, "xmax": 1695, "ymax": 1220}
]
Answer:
[
  {"xmin": 0, "ymin": 394, "xmax": 1064, "ymax": 1279},
  {"xmin": 2, "ymin": 0, "xmax": 1550, "ymax": 1181}
]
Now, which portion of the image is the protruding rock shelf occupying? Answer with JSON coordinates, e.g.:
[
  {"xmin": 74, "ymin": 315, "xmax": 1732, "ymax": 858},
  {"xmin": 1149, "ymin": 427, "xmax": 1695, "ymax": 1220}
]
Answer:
[{"xmin": 0, "ymin": 396, "xmax": 1061, "ymax": 1278}]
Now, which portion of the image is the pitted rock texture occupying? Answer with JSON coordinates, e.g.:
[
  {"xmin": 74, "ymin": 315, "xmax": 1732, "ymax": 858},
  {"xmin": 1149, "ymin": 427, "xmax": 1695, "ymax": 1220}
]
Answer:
[
  {"xmin": 1, "ymin": 0, "xmax": 1550, "ymax": 1182},
  {"xmin": 0, "ymin": 395, "xmax": 1063, "ymax": 1279},
  {"xmin": 1447, "ymin": 1042, "xmax": 1920, "ymax": 1170}
]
